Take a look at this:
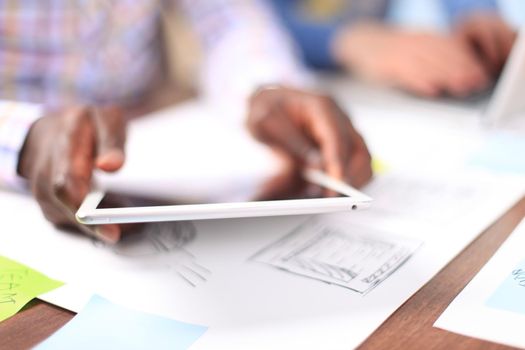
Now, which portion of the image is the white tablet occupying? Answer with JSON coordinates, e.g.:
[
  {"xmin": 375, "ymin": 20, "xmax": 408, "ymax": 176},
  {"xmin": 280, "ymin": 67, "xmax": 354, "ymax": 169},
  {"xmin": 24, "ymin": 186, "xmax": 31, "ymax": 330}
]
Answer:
[{"xmin": 76, "ymin": 169, "xmax": 372, "ymax": 225}]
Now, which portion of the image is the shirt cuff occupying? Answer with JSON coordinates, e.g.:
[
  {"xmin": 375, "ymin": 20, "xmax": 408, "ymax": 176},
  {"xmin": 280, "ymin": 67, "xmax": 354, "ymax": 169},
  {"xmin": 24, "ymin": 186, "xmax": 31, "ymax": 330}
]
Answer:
[
  {"xmin": 443, "ymin": 0, "xmax": 498, "ymax": 24},
  {"xmin": 293, "ymin": 23, "xmax": 341, "ymax": 69},
  {"xmin": 0, "ymin": 101, "xmax": 43, "ymax": 191}
]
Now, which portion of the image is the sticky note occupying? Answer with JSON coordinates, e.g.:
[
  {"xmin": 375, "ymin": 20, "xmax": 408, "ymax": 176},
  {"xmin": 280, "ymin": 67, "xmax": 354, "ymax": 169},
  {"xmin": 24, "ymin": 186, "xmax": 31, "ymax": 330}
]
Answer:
[
  {"xmin": 372, "ymin": 157, "xmax": 389, "ymax": 175},
  {"xmin": 36, "ymin": 295, "xmax": 207, "ymax": 350},
  {"xmin": 486, "ymin": 258, "xmax": 525, "ymax": 315},
  {"xmin": 468, "ymin": 134, "xmax": 525, "ymax": 174},
  {"xmin": 0, "ymin": 256, "xmax": 63, "ymax": 322}
]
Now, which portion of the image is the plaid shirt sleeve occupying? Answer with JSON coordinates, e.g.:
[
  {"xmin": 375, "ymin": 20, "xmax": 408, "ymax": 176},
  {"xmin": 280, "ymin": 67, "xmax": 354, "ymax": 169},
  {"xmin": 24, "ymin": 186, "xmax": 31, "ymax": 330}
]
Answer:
[
  {"xmin": 0, "ymin": 101, "xmax": 43, "ymax": 191},
  {"xmin": 178, "ymin": 0, "xmax": 313, "ymax": 113}
]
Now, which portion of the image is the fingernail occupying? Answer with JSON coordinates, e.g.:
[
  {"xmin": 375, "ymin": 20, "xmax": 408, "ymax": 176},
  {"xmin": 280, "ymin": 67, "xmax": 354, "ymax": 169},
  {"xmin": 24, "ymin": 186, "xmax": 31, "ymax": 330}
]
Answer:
[
  {"xmin": 95, "ymin": 225, "xmax": 121, "ymax": 244},
  {"xmin": 96, "ymin": 149, "xmax": 125, "ymax": 168}
]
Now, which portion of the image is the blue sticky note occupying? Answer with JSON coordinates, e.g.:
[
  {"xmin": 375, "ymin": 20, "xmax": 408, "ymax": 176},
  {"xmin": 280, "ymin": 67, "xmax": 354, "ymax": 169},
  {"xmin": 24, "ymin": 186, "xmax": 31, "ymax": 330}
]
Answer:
[
  {"xmin": 36, "ymin": 295, "xmax": 207, "ymax": 350},
  {"xmin": 468, "ymin": 134, "xmax": 525, "ymax": 174},
  {"xmin": 486, "ymin": 258, "xmax": 525, "ymax": 315}
]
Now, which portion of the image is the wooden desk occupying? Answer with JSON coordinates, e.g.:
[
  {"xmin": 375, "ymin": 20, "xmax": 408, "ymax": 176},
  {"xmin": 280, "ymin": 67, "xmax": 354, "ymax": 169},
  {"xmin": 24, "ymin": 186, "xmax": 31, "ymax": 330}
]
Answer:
[
  {"xmin": 2, "ymin": 198, "xmax": 524, "ymax": 350},
  {"xmin": 361, "ymin": 197, "xmax": 525, "ymax": 350}
]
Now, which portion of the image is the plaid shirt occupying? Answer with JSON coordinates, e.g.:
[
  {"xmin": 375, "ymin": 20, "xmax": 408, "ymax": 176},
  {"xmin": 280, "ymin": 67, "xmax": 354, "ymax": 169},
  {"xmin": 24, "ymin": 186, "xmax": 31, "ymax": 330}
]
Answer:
[{"xmin": 0, "ymin": 0, "xmax": 308, "ymax": 189}]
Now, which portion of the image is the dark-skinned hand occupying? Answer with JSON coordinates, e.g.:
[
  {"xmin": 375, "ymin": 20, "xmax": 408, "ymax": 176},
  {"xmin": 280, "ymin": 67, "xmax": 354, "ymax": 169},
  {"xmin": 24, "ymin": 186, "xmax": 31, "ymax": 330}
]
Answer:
[
  {"xmin": 18, "ymin": 105, "xmax": 126, "ymax": 243},
  {"xmin": 247, "ymin": 86, "xmax": 372, "ymax": 199}
]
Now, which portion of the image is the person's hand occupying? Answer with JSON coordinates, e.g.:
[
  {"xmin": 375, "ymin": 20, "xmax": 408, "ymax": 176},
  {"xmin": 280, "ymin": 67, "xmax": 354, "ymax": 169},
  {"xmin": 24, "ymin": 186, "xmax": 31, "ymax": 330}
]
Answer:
[
  {"xmin": 18, "ymin": 106, "xmax": 126, "ymax": 243},
  {"xmin": 333, "ymin": 23, "xmax": 490, "ymax": 97},
  {"xmin": 246, "ymin": 86, "xmax": 372, "ymax": 198},
  {"xmin": 453, "ymin": 13, "xmax": 516, "ymax": 76}
]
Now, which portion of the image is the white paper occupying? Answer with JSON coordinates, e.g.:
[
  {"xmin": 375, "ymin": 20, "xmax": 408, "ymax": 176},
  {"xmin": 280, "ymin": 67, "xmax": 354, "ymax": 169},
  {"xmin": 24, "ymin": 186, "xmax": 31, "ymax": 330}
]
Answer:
[
  {"xmin": 1, "ymin": 165, "xmax": 522, "ymax": 349},
  {"xmin": 435, "ymin": 219, "xmax": 525, "ymax": 349}
]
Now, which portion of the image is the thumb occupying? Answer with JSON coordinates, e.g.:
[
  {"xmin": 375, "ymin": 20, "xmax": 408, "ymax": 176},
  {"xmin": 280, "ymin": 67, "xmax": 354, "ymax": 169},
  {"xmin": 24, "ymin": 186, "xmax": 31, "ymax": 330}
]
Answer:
[
  {"xmin": 92, "ymin": 106, "xmax": 126, "ymax": 172},
  {"xmin": 261, "ymin": 111, "xmax": 322, "ymax": 169}
]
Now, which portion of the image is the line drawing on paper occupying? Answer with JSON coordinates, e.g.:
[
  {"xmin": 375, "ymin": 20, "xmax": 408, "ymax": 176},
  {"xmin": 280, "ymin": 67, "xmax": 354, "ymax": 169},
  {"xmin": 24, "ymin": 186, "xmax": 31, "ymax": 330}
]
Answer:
[
  {"xmin": 94, "ymin": 221, "xmax": 211, "ymax": 287},
  {"xmin": 252, "ymin": 218, "xmax": 421, "ymax": 294}
]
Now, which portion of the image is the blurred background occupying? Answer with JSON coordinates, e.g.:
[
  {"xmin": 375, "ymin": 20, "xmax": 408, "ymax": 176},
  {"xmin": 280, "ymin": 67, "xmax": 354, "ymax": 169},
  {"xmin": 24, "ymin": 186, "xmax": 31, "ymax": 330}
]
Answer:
[
  {"xmin": 164, "ymin": 0, "xmax": 525, "ymax": 96},
  {"xmin": 389, "ymin": 0, "xmax": 525, "ymax": 29}
]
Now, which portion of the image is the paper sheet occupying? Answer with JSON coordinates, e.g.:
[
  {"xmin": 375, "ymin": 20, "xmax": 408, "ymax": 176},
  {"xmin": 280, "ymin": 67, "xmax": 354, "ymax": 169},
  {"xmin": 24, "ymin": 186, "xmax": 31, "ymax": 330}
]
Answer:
[
  {"xmin": 468, "ymin": 132, "xmax": 525, "ymax": 175},
  {"xmin": 0, "ymin": 166, "xmax": 522, "ymax": 349},
  {"xmin": 486, "ymin": 257, "xmax": 525, "ymax": 315},
  {"xmin": 435, "ymin": 219, "xmax": 525, "ymax": 349},
  {"xmin": 0, "ymin": 256, "xmax": 63, "ymax": 322},
  {"xmin": 359, "ymin": 172, "xmax": 485, "ymax": 225},
  {"xmin": 35, "ymin": 295, "xmax": 207, "ymax": 350}
]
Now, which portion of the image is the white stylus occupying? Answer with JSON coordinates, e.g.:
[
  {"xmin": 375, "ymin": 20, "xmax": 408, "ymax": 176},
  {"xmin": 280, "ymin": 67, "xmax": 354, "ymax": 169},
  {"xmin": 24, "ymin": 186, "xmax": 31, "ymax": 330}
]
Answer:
[{"xmin": 302, "ymin": 168, "xmax": 372, "ymax": 202}]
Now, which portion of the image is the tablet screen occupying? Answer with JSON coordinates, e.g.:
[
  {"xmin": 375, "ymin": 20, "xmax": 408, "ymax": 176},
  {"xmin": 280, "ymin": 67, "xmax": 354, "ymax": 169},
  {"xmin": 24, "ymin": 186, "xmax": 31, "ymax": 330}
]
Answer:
[{"xmin": 97, "ymin": 191, "xmax": 343, "ymax": 209}]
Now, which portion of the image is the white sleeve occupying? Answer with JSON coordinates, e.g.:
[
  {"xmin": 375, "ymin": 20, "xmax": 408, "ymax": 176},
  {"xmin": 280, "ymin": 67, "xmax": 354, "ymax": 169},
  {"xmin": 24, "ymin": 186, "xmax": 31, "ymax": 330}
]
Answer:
[
  {"xmin": 178, "ymin": 0, "xmax": 313, "ymax": 110},
  {"xmin": 0, "ymin": 101, "xmax": 43, "ymax": 191}
]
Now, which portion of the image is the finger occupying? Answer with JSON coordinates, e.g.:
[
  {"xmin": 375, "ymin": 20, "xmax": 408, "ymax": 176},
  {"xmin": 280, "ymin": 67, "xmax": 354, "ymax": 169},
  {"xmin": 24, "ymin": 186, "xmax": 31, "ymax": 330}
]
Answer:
[
  {"xmin": 253, "ymin": 148, "xmax": 305, "ymax": 200},
  {"xmin": 493, "ymin": 21, "xmax": 517, "ymax": 65},
  {"xmin": 407, "ymin": 37, "xmax": 486, "ymax": 96},
  {"xmin": 250, "ymin": 108, "xmax": 322, "ymax": 169},
  {"xmin": 33, "ymin": 168, "xmax": 120, "ymax": 243},
  {"xmin": 33, "ymin": 174, "xmax": 70, "ymax": 225},
  {"xmin": 92, "ymin": 106, "xmax": 126, "ymax": 172},
  {"xmin": 372, "ymin": 37, "xmax": 443, "ymax": 96},
  {"xmin": 92, "ymin": 225, "xmax": 122, "ymax": 244},
  {"xmin": 397, "ymin": 76, "xmax": 441, "ymax": 97},
  {"xmin": 55, "ymin": 203, "xmax": 121, "ymax": 244},
  {"xmin": 301, "ymin": 96, "xmax": 351, "ymax": 183},
  {"xmin": 52, "ymin": 184, "xmax": 122, "ymax": 244},
  {"xmin": 345, "ymin": 126, "xmax": 373, "ymax": 188},
  {"xmin": 52, "ymin": 107, "xmax": 96, "ymax": 210},
  {"xmin": 430, "ymin": 40, "xmax": 489, "ymax": 95},
  {"xmin": 49, "ymin": 109, "xmax": 122, "ymax": 244},
  {"xmin": 463, "ymin": 23, "xmax": 500, "ymax": 73},
  {"xmin": 346, "ymin": 146, "xmax": 373, "ymax": 188},
  {"xmin": 39, "ymin": 195, "xmax": 121, "ymax": 244},
  {"xmin": 389, "ymin": 57, "xmax": 442, "ymax": 97}
]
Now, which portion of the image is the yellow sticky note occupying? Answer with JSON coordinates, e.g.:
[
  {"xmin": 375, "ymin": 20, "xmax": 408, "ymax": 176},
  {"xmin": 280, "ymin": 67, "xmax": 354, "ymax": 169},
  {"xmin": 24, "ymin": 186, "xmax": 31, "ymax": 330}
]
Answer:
[
  {"xmin": 0, "ymin": 256, "xmax": 63, "ymax": 322},
  {"xmin": 372, "ymin": 157, "xmax": 389, "ymax": 175}
]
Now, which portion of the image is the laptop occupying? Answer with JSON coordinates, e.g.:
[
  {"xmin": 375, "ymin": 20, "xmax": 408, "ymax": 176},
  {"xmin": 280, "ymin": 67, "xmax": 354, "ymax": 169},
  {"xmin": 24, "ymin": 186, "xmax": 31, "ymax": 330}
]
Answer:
[{"xmin": 484, "ymin": 25, "xmax": 525, "ymax": 128}]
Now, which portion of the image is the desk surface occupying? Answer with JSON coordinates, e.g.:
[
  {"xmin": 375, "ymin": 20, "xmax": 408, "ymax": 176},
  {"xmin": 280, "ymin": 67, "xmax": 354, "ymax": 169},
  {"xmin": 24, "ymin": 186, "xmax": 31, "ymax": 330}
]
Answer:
[{"xmin": 1, "ymin": 197, "xmax": 524, "ymax": 350}]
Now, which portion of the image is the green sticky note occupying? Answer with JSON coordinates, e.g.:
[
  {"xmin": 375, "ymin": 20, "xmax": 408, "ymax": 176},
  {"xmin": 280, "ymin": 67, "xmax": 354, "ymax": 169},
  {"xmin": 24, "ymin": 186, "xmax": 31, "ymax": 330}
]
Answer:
[
  {"xmin": 0, "ymin": 256, "xmax": 63, "ymax": 322},
  {"xmin": 372, "ymin": 157, "xmax": 389, "ymax": 175}
]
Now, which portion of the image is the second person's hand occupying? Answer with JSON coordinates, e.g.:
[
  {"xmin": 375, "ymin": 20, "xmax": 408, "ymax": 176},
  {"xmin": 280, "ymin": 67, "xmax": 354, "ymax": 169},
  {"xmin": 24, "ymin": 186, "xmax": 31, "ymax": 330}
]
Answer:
[
  {"xmin": 333, "ymin": 23, "xmax": 491, "ymax": 97},
  {"xmin": 454, "ymin": 13, "xmax": 516, "ymax": 76}
]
